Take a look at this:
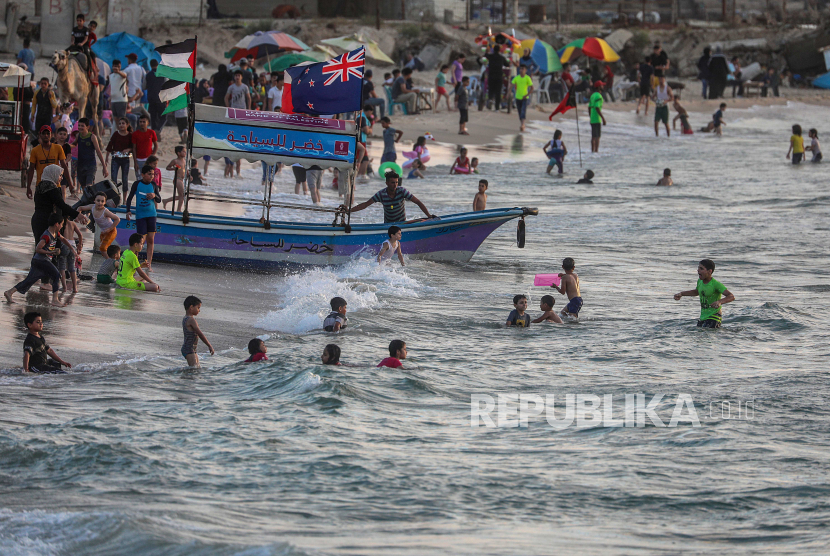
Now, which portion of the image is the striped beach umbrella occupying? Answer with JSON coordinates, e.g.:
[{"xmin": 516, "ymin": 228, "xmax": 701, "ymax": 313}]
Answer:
[
  {"xmin": 520, "ymin": 39, "xmax": 563, "ymax": 73},
  {"xmin": 225, "ymin": 31, "xmax": 309, "ymax": 63},
  {"xmin": 558, "ymin": 37, "xmax": 620, "ymax": 64}
]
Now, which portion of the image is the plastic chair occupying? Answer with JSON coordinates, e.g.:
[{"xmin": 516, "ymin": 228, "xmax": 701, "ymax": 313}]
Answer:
[
  {"xmin": 384, "ymin": 85, "xmax": 408, "ymax": 115},
  {"xmin": 537, "ymin": 74, "xmax": 552, "ymax": 104}
]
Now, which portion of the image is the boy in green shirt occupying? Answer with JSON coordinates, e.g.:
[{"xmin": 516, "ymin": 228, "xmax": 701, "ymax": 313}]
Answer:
[
  {"xmin": 674, "ymin": 259, "xmax": 735, "ymax": 328},
  {"xmin": 511, "ymin": 64, "xmax": 534, "ymax": 132},
  {"xmin": 117, "ymin": 233, "xmax": 160, "ymax": 292},
  {"xmin": 588, "ymin": 81, "xmax": 607, "ymax": 153}
]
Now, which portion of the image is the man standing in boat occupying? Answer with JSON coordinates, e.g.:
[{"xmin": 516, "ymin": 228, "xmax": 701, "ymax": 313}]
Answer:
[{"xmin": 344, "ymin": 171, "xmax": 436, "ymax": 223}]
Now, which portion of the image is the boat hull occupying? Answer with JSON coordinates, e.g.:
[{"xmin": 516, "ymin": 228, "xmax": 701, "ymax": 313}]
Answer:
[{"xmin": 113, "ymin": 208, "xmax": 530, "ymax": 269}]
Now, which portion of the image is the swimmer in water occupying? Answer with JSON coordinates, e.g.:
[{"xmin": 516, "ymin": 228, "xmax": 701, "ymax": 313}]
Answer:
[
  {"xmin": 377, "ymin": 225, "xmax": 405, "ymax": 266},
  {"xmin": 657, "ymin": 168, "xmax": 673, "ymax": 186},
  {"xmin": 321, "ymin": 344, "xmax": 341, "ymax": 365},
  {"xmin": 378, "ymin": 339, "xmax": 407, "ymax": 368},
  {"xmin": 181, "ymin": 295, "xmax": 214, "ymax": 367},
  {"xmin": 244, "ymin": 338, "xmax": 268, "ymax": 363},
  {"xmin": 577, "ymin": 170, "xmax": 594, "ymax": 184},
  {"xmin": 506, "ymin": 294, "xmax": 531, "ymax": 327},
  {"xmin": 473, "ymin": 179, "xmax": 488, "ymax": 211},
  {"xmin": 673, "ymin": 258, "xmax": 735, "ymax": 328},
  {"xmin": 551, "ymin": 257, "xmax": 582, "ymax": 320},
  {"xmin": 531, "ymin": 295, "xmax": 563, "ymax": 323},
  {"xmin": 22, "ymin": 312, "xmax": 71, "ymax": 374},
  {"xmin": 323, "ymin": 297, "xmax": 348, "ymax": 332}
]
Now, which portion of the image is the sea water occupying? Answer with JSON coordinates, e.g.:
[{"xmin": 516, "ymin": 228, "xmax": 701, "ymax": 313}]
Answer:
[{"xmin": 1, "ymin": 102, "xmax": 829, "ymax": 554}]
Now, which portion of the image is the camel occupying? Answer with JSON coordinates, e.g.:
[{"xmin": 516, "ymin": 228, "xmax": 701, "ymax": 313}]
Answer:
[{"xmin": 51, "ymin": 50, "xmax": 100, "ymax": 130}]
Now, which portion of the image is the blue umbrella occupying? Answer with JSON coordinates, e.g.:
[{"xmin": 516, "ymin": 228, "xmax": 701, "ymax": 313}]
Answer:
[{"xmin": 92, "ymin": 32, "xmax": 160, "ymax": 71}]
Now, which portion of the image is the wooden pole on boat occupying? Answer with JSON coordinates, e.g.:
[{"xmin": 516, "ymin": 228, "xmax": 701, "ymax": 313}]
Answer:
[
  {"xmin": 574, "ymin": 89, "xmax": 583, "ymax": 168},
  {"xmin": 345, "ymin": 110, "xmax": 362, "ymax": 234},
  {"xmin": 182, "ymin": 36, "xmax": 198, "ymax": 225}
]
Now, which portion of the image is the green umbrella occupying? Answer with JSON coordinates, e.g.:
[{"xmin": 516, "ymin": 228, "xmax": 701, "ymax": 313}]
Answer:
[
  {"xmin": 265, "ymin": 53, "xmax": 319, "ymax": 72},
  {"xmin": 521, "ymin": 39, "xmax": 563, "ymax": 73}
]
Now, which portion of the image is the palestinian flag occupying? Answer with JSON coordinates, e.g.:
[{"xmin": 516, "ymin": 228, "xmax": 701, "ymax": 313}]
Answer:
[
  {"xmin": 549, "ymin": 85, "xmax": 576, "ymax": 119},
  {"xmin": 159, "ymin": 80, "xmax": 189, "ymax": 115},
  {"xmin": 156, "ymin": 39, "xmax": 196, "ymax": 83}
]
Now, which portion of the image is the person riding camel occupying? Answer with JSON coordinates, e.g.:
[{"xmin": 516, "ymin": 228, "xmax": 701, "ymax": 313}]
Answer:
[{"xmin": 68, "ymin": 13, "xmax": 97, "ymax": 86}]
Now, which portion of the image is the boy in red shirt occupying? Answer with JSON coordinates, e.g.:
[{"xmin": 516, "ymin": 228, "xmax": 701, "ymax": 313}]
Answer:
[
  {"xmin": 378, "ymin": 339, "xmax": 407, "ymax": 368},
  {"xmin": 131, "ymin": 115, "xmax": 158, "ymax": 180}
]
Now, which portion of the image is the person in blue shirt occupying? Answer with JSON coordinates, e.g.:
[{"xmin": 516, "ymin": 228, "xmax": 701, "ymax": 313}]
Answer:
[
  {"xmin": 125, "ymin": 165, "xmax": 159, "ymax": 270},
  {"xmin": 17, "ymin": 38, "xmax": 36, "ymax": 74}
]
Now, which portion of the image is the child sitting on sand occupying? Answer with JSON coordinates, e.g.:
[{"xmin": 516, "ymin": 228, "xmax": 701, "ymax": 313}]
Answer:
[
  {"xmin": 657, "ymin": 168, "xmax": 673, "ymax": 186},
  {"xmin": 378, "ymin": 226, "xmax": 405, "ymax": 266},
  {"xmin": 97, "ymin": 245, "xmax": 121, "ymax": 284},
  {"xmin": 116, "ymin": 233, "xmax": 160, "ymax": 292},
  {"xmin": 806, "ymin": 128, "xmax": 822, "ymax": 162},
  {"xmin": 181, "ymin": 295, "xmax": 214, "ymax": 367},
  {"xmin": 22, "ymin": 311, "xmax": 71, "ymax": 374},
  {"xmin": 506, "ymin": 294, "xmax": 531, "ymax": 327},
  {"xmin": 551, "ymin": 257, "xmax": 582, "ymax": 320},
  {"xmin": 244, "ymin": 339, "xmax": 268, "ymax": 363},
  {"xmin": 323, "ymin": 297, "xmax": 348, "ymax": 332},
  {"xmin": 577, "ymin": 170, "xmax": 594, "ymax": 184},
  {"xmin": 378, "ymin": 340, "xmax": 407, "ymax": 368},
  {"xmin": 543, "ymin": 130, "xmax": 567, "ymax": 175},
  {"xmin": 473, "ymin": 179, "xmax": 487, "ymax": 211},
  {"xmin": 450, "ymin": 147, "xmax": 471, "ymax": 174},
  {"xmin": 322, "ymin": 344, "xmax": 341, "ymax": 365},
  {"xmin": 531, "ymin": 295, "xmax": 563, "ymax": 323}
]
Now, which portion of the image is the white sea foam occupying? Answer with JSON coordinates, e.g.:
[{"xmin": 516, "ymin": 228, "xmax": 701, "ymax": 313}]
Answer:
[{"xmin": 255, "ymin": 258, "xmax": 422, "ymax": 334}]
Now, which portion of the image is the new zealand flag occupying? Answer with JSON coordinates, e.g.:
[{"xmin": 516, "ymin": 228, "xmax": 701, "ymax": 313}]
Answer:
[{"xmin": 282, "ymin": 47, "xmax": 365, "ymax": 116}]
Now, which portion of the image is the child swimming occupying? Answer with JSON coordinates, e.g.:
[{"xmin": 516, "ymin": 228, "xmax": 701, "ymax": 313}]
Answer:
[
  {"xmin": 323, "ymin": 297, "xmax": 348, "ymax": 332},
  {"xmin": 577, "ymin": 170, "xmax": 594, "ymax": 184},
  {"xmin": 377, "ymin": 226, "xmax": 405, "ymax": 266},
  {"xmin": 657, "ymin": 168, "xmax": 673, "ymax": 186},
  {"xmin": 673, "ymin": 259, "xmax": 735, "ymax": 328},
  {"xmin": 22, "ymin": 312, "xmax": 71, "ymax": 374},
  {"xmin": 378, "ymin": 340, "xmax": 407, "ymax": 368},
  {"xmin": 531, "ymin": 295, "xmax": 563, "ymax": 323},
  {"xmin": 244, "ymin": 338, "xmax": 268, "ymax": 363},
  {"xmin": 506, "ymin": 294, "xmax": 531, "ymax": 327},
  {"xmin": 321, "ymin": 344, "xmax": 341, "ymax": 365}
]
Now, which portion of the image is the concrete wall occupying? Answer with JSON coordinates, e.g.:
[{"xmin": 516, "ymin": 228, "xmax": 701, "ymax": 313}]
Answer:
[
  {"xmin": 214, "ymin": 0, "xmax": 316, "ymax": 18},
  {"xmin": 406, "ymin": 0, "xmax": 467, "ymax": 22}
]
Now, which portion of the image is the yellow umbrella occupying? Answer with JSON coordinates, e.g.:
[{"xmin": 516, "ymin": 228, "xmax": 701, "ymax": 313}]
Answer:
[{"xmin": 320, "ymin": 34, "xmax": 394, "ymax": 64}]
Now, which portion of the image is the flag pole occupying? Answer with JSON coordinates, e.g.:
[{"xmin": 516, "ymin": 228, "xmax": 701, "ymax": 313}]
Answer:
[
  {"xmin": 345, "ymin": 57, "xmax": 365, "ymax": 234},
  {"xmin": 574, "ymin": 88, "xmax": 583, "ymax": 168},
  {"xmin": 182, "ymin": 35, "xmax": 197, "ymax": 224}
]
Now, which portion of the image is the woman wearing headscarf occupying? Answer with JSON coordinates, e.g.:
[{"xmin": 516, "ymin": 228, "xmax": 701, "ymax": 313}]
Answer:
[
  {"xmin": 707, "ymin": 47, "xmax": 730, "ymax": 99},
  {"xmin": 31, "ymin": 164, "xmax": 83, "ymax": 245},
  {"xmin": 193, "ymin": 79, "xmax": 211, "ymax": 104},
  {"xmin": 697, "ymin": 47, "xmax": 712, "ymax": 100}
]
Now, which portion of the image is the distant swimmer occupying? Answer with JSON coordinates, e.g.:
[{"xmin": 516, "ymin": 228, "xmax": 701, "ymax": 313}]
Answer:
[
  {"xmin": 244, "ymin": 339, "xmax": 268, "ymax": 363},
  {"xmin": 673, "ymin": 259, "xmax": 735, "ymax": 328},
  {"xmin": 181, "ymin": 295, "xmax": 215, "ymax": 367},
  {"xmin": 21, "ymin": 312, "xmax": 71, "ymax": 374},
  {"xmin": 551, "ymin": 257, "xmax": 582, "ymax": 320},
  {"xmin": 470, "ymin": 157, "xmax": 479, "ymax": 173},
  {"xmin": 657, "ymin": 168, "xmax": 673, "ymax": 186},
  {"xmin": 506, "ymin": 294, "xmax": 531, "ymax": 327},
  {"xmin": 321, "ymin": 344, "xmax": 341, "ymax": 365},
  {"xmin": 577, "ymin": 170, "xmax": 594, "ymax": 184},
  {"xmin": 700, "ymin": 103, "xmax": 727, "ymax": 135},
  {"xmin": 531, "ymin": 294, "xmax": 563, "ymax": 324},
  {"xmin": 543, "ymin": 129, "xmax": 567, "ymax": 176},
  {"xmin": 378, "ymin": 225, "xmax": 405, "ymax": 266},
  {"xmin": 786, "ymin": 124, "xmax": 804, "ymax": 165},
  {"xmin": 473, "ymin": 180, "xmax": 488, "ymax": 211},
  {"xmin": 323, "ymin": 297, "xmax": 348, "ymax": 332},
  {"xmin": 806, "ymin": 128, "xmax": 822, "ymax": 162},
  {"xmin": 378, "ymin": 339, "xmax": 407, "ymax": 368}
]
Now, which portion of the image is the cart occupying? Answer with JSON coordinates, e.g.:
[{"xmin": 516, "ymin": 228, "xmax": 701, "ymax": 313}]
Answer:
[
  {"xmin": 0, "ymin": 63, "xmax": 33, "ymax": 188},
  {"xmin": 0, "ymin": 123, "xmax": 29, "ymax": 189}
]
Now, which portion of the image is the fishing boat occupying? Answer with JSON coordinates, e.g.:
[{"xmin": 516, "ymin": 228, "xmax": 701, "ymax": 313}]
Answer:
[{"xmin": 114, "ymin": 104, "xmax": 536, "ymax": 269}]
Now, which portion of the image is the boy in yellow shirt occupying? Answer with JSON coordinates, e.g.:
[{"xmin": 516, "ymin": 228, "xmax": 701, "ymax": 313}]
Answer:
[{"xmin": 117, "ymin": 233, "xmax": 160, "ymax": 292}]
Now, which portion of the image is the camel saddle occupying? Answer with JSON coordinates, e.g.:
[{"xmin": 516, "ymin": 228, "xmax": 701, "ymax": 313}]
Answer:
[{"xmin": 67, "ymin": 50, "xmax": 98, "ymax": 87}]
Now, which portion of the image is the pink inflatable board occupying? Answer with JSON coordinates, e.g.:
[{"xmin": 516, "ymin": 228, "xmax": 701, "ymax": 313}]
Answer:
[{"xmin": 534, "ymin": 274, "xmax": 561, "ymax": 287}]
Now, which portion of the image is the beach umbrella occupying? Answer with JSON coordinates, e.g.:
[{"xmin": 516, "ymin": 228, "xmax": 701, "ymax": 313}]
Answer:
[
  {"xmin": 558, "ymin": 37, "xmax": 620, "ymax": 64},
  {"xmin": 225, "ymin": 31, "xmax": 309, "ymax": 63},
  {"xmin": 520, "ymin": 39, "xmax": 563, "ymax": 73},
  {"xmin": 320, "ymin": 34, "xmax": 393, "ymax": 64},
  {"xmin": 311, "ymin": 44, "xmax": 339, "ymax": 59},
  {"xmin": 0, "ymin": 63, "xmax": 31, "ymax": 86},
  {"xmin": 92, "ymin": 31, "xmax": 160, "ymax": 71},
  {"xmin": 265, "ymin": 53, "xmax": 318, "ymax": 72}
]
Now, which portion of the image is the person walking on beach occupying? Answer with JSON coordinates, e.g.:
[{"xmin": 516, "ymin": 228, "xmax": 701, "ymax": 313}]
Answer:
[
  {"xmin": 456, "ymin": 76, "xmax": 470, "ymax": 135},
  {"xmin": 636, "ymin": 57, "xmax": 653, "ymax": 116},
  {"xmin": 652, "ymin": 76, "xmax": 674, "ymax": 137},
  {"xmin": 511, "ymin": 64, "xmax": 534, "ymax": 132},
  {"xmin": 28, "ymin": 126, "xmax": 74, "ymax": 198},
  {"xmin": 485, "ymin": 45, "xmax": 509, "ymax": 111},
  {"xmin": 589, "ymin": 81, "xmax": 607, "ymax": 153},
  {"xmin": 75, "ymin": 117, "xmax": 108, "ymax": 187},
  {"xmin": 344, "ymin": 171, "xmax": 435, "ymax": 223}
]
